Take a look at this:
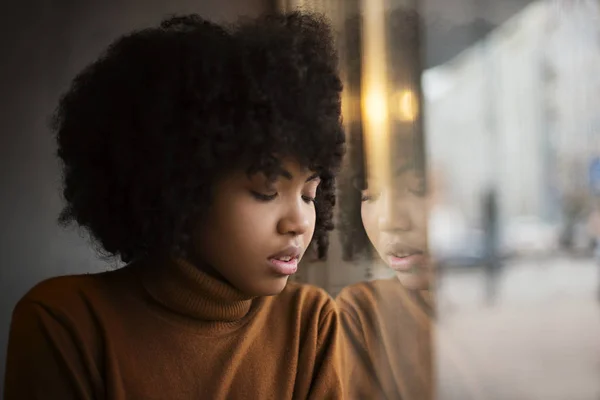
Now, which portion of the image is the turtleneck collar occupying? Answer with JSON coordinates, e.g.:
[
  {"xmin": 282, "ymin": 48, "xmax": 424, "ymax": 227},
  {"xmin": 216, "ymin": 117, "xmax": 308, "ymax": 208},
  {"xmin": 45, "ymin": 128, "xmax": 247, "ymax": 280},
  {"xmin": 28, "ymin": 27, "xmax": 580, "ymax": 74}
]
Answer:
[{"xmin": 140, "ymin": 256, "xmax": 255, "ymax": 322}]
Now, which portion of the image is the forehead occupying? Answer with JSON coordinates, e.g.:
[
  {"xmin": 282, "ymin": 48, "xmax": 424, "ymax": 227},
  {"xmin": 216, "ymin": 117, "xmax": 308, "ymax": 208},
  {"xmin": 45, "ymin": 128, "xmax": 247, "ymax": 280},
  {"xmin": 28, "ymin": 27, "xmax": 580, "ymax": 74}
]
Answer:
[
  {"xmin": 247, "ymin": 158, "xmax": 319, "ymax": 181},
  {"xmin": 368, "ymin": 128, "xmax": 424, "ymax": 174}
]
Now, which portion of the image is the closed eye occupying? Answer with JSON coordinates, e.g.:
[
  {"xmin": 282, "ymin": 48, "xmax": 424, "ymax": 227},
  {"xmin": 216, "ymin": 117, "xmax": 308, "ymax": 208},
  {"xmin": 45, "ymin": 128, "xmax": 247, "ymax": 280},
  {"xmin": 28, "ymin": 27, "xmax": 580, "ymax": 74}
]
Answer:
[
  {"xmin": 361, "ymin": 190, "xmax": 380, "ymax": 202},
  {"xmin": 251, "ymin": 191, "xmax": 278, "ymax": 202},
  {"xmin": 409, "ymin": 186, "xmax": 426, "ymax": 197},
  {"xmin": 302, "ymin": 195, "xmax": 316, "ymax": 204}
]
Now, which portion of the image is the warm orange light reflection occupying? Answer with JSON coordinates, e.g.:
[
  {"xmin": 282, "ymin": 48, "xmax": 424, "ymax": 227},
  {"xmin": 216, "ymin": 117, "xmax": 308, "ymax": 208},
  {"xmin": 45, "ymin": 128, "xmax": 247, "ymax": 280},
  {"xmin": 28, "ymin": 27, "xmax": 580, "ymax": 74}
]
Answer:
[
  {"xmin": 395, "ymin": 89, "xmax": 419, "ymax": 122},
  {"xmin": 361, "ymin": 0, "xmax": 391, "ymax": 190},
  {"xmin": 363, "ymin": 89, "xmax": 388, "ymax": 126}
]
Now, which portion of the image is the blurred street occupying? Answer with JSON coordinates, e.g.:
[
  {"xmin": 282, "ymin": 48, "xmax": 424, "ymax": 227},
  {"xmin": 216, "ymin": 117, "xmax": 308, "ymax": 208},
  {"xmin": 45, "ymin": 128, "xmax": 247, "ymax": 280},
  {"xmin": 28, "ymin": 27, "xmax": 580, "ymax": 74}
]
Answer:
[{"xmin": 437, "ymin": 255, "xmax": 600, "ymax": 400}]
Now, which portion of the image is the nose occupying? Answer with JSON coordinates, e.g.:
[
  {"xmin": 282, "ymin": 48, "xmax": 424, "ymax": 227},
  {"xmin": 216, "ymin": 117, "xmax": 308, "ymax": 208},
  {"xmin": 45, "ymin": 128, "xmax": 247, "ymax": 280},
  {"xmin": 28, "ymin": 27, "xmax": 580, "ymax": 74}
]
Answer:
[
  {"xmin": 378, "ymin": 188, "xmax": 420, "ymax": 232},
  {"xmin": 277, "ymin": 199, "xmax": 311, "ymax": 236}
]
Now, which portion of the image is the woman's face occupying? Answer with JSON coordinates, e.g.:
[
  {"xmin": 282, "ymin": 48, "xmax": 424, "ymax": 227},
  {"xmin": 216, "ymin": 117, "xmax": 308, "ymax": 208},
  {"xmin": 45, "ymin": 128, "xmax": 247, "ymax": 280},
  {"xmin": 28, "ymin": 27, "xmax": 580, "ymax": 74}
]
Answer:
[
  {"xmin": 361, "ymin": 163, "xmax": 431, "ymax": 290},
  {"xmin": 192, "ymin": 159, "xmax": 320, "ymax": 296}
]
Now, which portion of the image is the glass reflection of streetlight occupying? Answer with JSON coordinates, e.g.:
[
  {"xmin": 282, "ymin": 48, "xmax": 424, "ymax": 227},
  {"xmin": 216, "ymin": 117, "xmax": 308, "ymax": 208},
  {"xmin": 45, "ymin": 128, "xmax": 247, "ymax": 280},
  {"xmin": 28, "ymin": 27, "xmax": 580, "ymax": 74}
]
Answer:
[
  {"xmin": 361, "ymin": 0, "xmax": 391, "ymax": 190},
  {"xmin": 394, "ymin": 89, "xmax": 419, "ymax": 122},
  {"xmin": 363, "ymin": 89, "xmax": 388, "ymax": 127}
]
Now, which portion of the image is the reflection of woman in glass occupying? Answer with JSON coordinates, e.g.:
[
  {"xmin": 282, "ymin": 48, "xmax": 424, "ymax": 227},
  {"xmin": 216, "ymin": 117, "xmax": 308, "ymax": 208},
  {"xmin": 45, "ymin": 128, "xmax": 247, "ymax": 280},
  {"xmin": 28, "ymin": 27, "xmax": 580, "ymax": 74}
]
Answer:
[
  {"xmin": 335, "ymin": 7, "xmax": 434, "ymax": 399},
  {"xmin": 337, "ymin": 144, "xmax": 432, "ymax": 400},
  {"xmin": 336, "ymin": 7, "xmax": 479, "ymax": 399}
]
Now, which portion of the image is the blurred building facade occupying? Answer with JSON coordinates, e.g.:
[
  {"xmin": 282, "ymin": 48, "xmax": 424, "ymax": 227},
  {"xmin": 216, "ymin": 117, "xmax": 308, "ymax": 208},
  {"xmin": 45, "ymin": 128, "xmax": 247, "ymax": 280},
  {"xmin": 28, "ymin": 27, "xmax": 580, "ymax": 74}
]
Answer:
[{"xmin": 424, "ymin": 0, "xmax": 600, "ymax": 257}]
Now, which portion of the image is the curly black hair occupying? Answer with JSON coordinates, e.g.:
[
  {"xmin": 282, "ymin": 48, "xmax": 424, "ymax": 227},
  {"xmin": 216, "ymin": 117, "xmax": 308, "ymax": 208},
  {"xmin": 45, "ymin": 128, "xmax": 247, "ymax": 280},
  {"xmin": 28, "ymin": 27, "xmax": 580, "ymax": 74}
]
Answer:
[
  {"xmin": 53, "ymin": 12, "xmax": 344, "ymax": 264},
  {"xmin": 337, "ymin": 7, "xmax": 425, "ymax": 261}
]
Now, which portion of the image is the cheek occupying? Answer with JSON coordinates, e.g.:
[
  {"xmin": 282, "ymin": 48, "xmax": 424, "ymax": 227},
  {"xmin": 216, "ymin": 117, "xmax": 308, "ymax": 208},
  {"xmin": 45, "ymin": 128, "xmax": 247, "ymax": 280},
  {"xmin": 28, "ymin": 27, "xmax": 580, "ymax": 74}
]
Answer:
[
  {"xmin": 196, "ymin": 197, "xmax": 271, "ymax": 256},
  {"xmin": 217, "ymin": 201, "xmax": 276, "ymax": 243},
  {"xmin": 361, "ymin": 203, "xmax": 380, "ymax": 248},
  {"xmin": 306, "ymin": 206, "xmax": 317, "ymax": 236}
]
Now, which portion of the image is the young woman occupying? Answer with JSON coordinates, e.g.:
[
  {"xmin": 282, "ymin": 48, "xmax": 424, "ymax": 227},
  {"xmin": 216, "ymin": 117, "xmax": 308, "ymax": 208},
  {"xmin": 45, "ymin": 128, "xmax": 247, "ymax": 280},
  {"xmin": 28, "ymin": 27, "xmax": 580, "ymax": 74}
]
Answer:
[{"xmin": 4, "ymin": 12, "xmax": 346, "ymax": 399}]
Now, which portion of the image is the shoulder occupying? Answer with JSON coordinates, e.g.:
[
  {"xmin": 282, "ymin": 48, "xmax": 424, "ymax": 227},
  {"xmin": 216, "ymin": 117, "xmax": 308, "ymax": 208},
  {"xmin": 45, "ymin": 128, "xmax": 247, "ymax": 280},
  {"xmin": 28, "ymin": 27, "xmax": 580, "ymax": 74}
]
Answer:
[
  {"xmin": 11, "ymin": 267, "xmax": 129, "ymax": 327},
  {"xmin": 279, "ymin": 281, "xmax": 336, "ymax": 319},
  {"xmin": 336, "ymin": 278, "xmax": 431, "ymax": 335},
  {"xmin": 21, "ymin": 272, "xmax": 97, "ymax": 301},
  {"xmin": 261, "ymin": 281, "xmax": 338, "ymax": 334},
  {"xmin": 336, "ymin": 278, "xmax": 402, "ymax": 314}
]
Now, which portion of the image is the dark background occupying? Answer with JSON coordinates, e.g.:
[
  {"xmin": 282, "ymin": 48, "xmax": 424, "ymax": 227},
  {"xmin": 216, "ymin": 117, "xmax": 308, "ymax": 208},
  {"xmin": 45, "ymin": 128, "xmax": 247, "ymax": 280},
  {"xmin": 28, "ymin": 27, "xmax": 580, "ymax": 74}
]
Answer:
[{"xmin": 0, "ymin": 0, "xmax": 534, "ymax": 393}]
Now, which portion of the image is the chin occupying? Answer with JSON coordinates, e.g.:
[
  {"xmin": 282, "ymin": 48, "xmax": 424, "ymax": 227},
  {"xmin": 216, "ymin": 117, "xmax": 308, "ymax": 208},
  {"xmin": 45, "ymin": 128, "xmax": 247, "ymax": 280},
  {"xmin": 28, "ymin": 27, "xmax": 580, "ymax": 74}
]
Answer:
[
  {"xmin": 246, "ymin": 276, "xmax": 291, "ymax": 297},
  {"xmin": 395, "ymin": 271, "xmax": 430, "ymax": 291}
]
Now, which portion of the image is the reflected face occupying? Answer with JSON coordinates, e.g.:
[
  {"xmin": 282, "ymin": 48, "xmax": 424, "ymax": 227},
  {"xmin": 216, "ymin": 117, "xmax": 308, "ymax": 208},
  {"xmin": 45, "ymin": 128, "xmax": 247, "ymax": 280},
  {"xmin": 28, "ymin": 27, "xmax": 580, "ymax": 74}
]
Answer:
[
  {"xmin": 361, "ymin": 163, "xmax": 431, "ymax": 290},
  {"xmin": 192, "ymin": 159, "xmax": 320, "ymax": 296}
]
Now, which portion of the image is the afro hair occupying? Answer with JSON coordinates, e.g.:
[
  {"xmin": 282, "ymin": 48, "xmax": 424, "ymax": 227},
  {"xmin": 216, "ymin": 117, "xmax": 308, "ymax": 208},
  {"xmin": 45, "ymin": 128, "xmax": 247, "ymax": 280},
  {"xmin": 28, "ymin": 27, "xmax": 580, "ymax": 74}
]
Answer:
[{"xmin": 53, "ymin": 12, "xmax": 345, "ymax": 263}]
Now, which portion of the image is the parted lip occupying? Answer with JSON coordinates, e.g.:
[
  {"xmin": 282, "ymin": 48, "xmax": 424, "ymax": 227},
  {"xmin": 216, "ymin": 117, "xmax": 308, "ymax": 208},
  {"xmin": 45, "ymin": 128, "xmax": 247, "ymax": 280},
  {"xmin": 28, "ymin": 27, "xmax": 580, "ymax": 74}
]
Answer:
[
  {"xmin": 268, "ymin": 245, "xmax": 302, "ymax": 260},
  {"xmin": 386, "ymin": 242, "xmax": 424, "ymax": 258}
]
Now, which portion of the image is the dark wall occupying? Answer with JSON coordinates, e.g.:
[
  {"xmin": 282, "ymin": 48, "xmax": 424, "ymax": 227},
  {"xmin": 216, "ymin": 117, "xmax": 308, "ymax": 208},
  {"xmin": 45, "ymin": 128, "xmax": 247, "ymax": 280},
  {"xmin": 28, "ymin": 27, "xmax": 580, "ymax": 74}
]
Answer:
[{"xmin": 0, "ymin": 0, "xmax": 269, "ymax": 393}]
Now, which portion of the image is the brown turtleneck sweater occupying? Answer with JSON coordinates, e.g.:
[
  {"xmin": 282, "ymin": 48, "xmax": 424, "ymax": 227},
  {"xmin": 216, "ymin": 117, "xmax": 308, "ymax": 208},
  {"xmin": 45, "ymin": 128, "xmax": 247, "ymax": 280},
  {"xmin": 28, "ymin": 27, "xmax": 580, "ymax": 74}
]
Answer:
[
  {"xmin": 4, "ymin": 258, "xmax": 344, "ymax": 399},
  {"xmin": 336, "ymin": 278, "xmax": 434, "ymax": 400},
  {"xmin": 337, "ymin": 278, "xmax": 484, "ymax": 400}
]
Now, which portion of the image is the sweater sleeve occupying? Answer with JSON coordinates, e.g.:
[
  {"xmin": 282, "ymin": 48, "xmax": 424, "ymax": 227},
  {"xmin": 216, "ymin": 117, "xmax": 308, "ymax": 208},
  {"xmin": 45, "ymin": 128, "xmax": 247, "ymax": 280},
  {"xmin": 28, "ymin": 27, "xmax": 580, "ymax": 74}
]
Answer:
[
  {"xmin": 4, "ymin": 300, "xmax": 97, "ymax": 400},
  {"xmin": 305, "ymin": 305, "xmax": 345, "ymax": 400}
]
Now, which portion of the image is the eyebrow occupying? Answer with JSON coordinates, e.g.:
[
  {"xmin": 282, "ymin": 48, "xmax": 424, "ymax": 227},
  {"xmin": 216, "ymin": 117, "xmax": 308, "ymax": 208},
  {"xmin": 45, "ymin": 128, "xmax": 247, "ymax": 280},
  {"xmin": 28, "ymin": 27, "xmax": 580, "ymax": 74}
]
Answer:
[
  {"xmin": 394, "ymin": 161, "xmax": 414, "ymax": 176},
  {"xmin": 279, "ymin": 169, "xmax": 320, "ymax": 182},
  {"xmin": 394, "ymin": 160, "xmax": 424, "ymax": 176}
]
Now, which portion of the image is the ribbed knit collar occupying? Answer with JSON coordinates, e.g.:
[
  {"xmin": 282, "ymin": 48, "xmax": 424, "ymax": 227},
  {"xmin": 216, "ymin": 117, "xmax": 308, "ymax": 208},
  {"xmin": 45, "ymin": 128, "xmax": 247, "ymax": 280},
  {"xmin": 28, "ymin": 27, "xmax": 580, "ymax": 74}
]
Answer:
[{"xmin": 141, "ymin": 257, "xmax": 255, "ymax": 322}]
